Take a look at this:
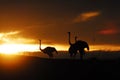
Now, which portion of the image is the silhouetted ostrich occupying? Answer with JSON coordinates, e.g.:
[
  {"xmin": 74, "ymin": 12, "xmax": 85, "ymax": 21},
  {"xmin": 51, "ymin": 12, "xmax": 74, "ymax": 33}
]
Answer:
[
  {"xmin": 39, "ymin": 40, "xmax": 58, "ymax": 58},
  {"xmin": 68, "ymin": 32, "xmax": 89, "ymax": 60},
  {"xmin": 68, "ymin": 32, "xmax": 78, "ymax": 57}
]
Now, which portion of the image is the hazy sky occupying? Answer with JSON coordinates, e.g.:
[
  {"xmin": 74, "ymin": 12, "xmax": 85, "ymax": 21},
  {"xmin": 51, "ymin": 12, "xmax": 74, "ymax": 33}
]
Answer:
[{"xmin": 0, "ymin": 0, "xmax": 120, "ymax": 47}]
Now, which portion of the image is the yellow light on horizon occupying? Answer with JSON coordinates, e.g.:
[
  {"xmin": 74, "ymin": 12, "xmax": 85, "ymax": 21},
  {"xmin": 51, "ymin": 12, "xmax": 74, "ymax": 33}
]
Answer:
[
  {"xmin": 90, "ymin": 45, "xmax": 120, "ymax": 51},
  {"xmin": 0, "ymin": 31, "xmax": 40, "ymax": 55},
  {"xmin": 0, "ymin": 43, "xmax": 68, "ymax": 55},
  {"xmin": 0, "ymin": 44, "xmax": 39, "ymax": 55},
  {"xmin": 0, "ymin": 43, "xmax": 120, "ymax": 55}
]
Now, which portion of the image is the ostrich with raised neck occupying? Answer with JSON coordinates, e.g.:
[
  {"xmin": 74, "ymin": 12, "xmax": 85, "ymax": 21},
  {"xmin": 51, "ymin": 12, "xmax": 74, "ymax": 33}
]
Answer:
[
  {"xmin": 39, "ymin": 40, "xmax": 58, "ymax": 58},
  {"xmin": 68, "ymin": 32, "xmax": 89, "ymax": 60},
  {"xmin": 68, "ymin": 32, "xmax": 78, "ymax": 57}
]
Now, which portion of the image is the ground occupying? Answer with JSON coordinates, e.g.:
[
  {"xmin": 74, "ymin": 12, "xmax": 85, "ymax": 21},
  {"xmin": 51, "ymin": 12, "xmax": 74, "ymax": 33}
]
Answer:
[{"xmin": 0, "ymin": 54, "xmax": 120, "ymax": 80}]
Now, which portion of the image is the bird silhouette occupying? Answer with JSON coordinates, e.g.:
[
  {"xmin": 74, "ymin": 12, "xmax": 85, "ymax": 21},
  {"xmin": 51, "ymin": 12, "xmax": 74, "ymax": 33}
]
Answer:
[
  {"xmin": 68, "ymin": 32, "xmax": 78, "ymax": 57},
  {"xmin": 68, "ymin": 32, "xmax": 89, "ymax": 60},
  {"xmin": 39, "ymin": 40, "xmax": 58, "ymax": 58}
]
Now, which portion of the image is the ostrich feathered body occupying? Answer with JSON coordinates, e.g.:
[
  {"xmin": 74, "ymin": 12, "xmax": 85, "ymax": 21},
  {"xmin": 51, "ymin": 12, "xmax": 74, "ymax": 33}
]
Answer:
[{"xmin": 42, "ymin": 47, "xmax": 57, "ymax": 54}]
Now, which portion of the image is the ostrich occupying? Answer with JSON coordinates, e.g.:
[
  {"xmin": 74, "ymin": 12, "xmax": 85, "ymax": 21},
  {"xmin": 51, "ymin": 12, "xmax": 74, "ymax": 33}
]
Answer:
[
  {"xmin": 68, "ymin": 32, "xmax": 89, "ymax": 60},
  {"xmin": 39, "ymin": 40, "xmax": 58, "ymax": 58},
  {"xmin": 68, "ymin": 32, "xmax": 78, "ymax": 57}
]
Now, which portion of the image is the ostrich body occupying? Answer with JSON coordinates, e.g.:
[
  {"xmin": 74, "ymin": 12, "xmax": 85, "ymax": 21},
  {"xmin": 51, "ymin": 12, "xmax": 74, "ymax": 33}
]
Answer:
[
  {"xmin": 68, "ymin": 32, "xmax": 89, "ymax": 59},
  {"xmin": 39, "ymin": 40, "xmax": 58, "ymax": 58},
  {"xmin": 75, "ymin": 40, "xmax": 89, "ymax": 60}
]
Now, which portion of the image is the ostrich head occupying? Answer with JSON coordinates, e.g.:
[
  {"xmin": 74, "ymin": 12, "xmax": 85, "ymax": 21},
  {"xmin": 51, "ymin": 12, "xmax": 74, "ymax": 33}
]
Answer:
[{"xmin": 68, "ymin": 32, "xmax": 70, "ymax": 34}]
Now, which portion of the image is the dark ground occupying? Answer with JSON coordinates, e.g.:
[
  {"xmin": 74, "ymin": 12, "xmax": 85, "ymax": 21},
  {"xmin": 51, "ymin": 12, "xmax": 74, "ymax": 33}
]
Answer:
[{"xmin": 0, "ymin": 55, "xmax": 120, "ymax": 80}]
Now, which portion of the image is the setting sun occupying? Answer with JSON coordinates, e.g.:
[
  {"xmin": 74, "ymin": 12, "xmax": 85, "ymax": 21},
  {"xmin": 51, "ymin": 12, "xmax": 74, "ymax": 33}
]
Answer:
[
  {"xmin": 0, "ymin": 31, "xmax": 39, "ymax": 55},
  {"xmin": 0, "ymin": 44, "xmax": 39, "ymax": 55}
]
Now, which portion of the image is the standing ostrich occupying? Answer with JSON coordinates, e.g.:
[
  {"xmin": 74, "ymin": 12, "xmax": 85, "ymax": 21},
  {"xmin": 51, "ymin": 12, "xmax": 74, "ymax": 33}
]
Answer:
[
  {"xmin": 68, "ymin": 32, "xmax": 89, "ymax": 60},
  {"xmin": 39, "ymin": 40, "xmax": 58, "ymax": 58},
  {"xmin": 68, "ymin": 32, "xmax": 78, "ymax": 57}
]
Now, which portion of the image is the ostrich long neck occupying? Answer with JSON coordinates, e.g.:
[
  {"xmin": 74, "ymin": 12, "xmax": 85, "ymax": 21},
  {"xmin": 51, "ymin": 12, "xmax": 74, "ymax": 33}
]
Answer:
[
  {"xmin": 39, "ymin": 40, "xmax": 43, "ymax": 51},
  {"xmin": 75, "ymin": 36, "xmax": 77, "ymax": 43},
  {"xmin": 68, "ymin": 32, "xmax": 72, "ymax": 45}
]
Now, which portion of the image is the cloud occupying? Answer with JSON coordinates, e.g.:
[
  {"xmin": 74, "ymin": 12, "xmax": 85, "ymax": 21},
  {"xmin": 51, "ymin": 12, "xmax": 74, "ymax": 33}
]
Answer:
[
  {"xmin": 0, "ymin": 31, "xmax": 35, "ymax": 44},
  {"xmin": 73, "ymin": 11, "xmax": 100, "ymax": 23},
  {"xmin": 98, "ymin": 29, "xmax": 118, "ymax": 35},
  {"xmin": 98, "ymin": 21, "xmax": 120, "ymax": 35}
]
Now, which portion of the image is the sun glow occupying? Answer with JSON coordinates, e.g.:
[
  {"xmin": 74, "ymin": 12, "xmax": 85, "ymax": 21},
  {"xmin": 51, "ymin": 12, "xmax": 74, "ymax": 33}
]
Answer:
[
  {"xmin": 90, "ymin": 45, "xmax": 120, "ymax": 51},
  {"xmin": 0, "ymin": 31, "xmax": 69, "ymax": 54},
  {"xmin": 0, "ymin": 44, "xmax": 39, "ymax": 55},
  {"xmin": 0, "ymin": 43, "xmax": 120, "ymax": 55},
  {"xmin": 0, "ymin": 31, "xmax": 40, "ymax": 55},
  {"xmin": 0, "ymin": 31, "xmax": 120, "ymax": 55}
]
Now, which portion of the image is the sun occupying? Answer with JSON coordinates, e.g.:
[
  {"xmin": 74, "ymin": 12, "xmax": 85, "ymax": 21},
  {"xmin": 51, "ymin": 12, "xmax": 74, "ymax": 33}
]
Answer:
[
  {"xmin": 0, "ymin": 31, "xmax": 40, "ymax": 55},
  {"xmin": 0, "ymin": 44, "xmax": 40, "ymax": 55},
  {"xmin": 0, "ymin": 44, "xmax": 22, "ymax": 55}
]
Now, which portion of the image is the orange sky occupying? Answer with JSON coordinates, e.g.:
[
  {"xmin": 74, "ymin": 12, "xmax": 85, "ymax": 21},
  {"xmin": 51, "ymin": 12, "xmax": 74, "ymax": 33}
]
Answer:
[{"xmin": 0, "ymin": 0, "xmax": 120, "ymax": 53}]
